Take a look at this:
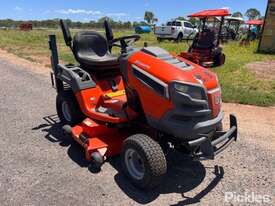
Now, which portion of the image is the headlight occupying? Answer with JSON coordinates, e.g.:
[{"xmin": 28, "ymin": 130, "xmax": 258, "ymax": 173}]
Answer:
[{"xmin": 173, "ymin": 82, "xmax": 206, "ymax": 100}]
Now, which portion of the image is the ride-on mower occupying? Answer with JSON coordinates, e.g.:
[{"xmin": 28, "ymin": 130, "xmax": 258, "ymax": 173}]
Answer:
[
  {"xmin": 222, "ymin": 16, "xmax": 244, "ymax": 41},
  {"xmin": 240, "ymin": 19, "xmax": 264, "ymax": 46},
  {"xmin": 48, "ymin": 20, "xmax": 238, "ymax": 189},
  {"xmin": 179, "ymin": 9, "xmax": 230, "ymax": 68}
]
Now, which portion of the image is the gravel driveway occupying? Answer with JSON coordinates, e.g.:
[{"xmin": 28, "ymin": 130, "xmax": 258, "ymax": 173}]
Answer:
[{"xmin": 0, "ymin": 57, "xmax": 274, "ymax": 206}]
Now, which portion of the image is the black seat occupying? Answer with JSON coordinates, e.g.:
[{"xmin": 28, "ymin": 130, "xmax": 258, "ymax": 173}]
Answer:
[
  {"xmin": 72, "ymin": 31, "xmax": 119, "ymax": 69},
  {"xmin": 192, "ymin": 29, "xmax": 216, "ymax": 50}
]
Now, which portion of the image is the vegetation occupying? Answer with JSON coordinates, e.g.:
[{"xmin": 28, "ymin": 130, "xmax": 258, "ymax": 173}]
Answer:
[
  {"xmin": 232, "ymin": 12, "xmax": 244, "ymax": 18},
  {"xmin": 245, "ymin": 8, "xmax": 261, "ymax": 20},
  {"xmin": 0, "ymin": 18, "xmax": 146, "ymax": 30},
  {"xmin": 0, "ymin": 11, "xmax": 157, "ymax": 30},
  {"xmin": 144, "ymin": 11, "xmax": 158, "ymax": 25},
  {"xmin": 0, "ymin": 28, "xmax": 274, "ymax": 106}
]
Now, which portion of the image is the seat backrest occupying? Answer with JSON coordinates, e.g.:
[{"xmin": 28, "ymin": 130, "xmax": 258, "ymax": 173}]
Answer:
[
  {"xmin": 73, "ymin": 31, "xmax": 108, "ymax": 60},
  {"xmin": 193, "ymin": 29, "xmax": 215, "ymax": 49}
]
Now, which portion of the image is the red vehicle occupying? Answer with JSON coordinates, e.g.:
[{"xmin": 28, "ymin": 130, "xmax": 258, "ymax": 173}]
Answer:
[
  {"xmin": 48, "ymin": 20, "xmax": 238, "ymax": 189},
  {"xmin": 240, "ymin": 20, "xmax": 264, "ymax": 46},
  {"xmin": 19, "ymin": 22, "xmax": 33, "ymax": 31},
  {"xmin": 179, "ymin": 9, "xmax": 230, "ymax": 68},
  {"xmin": 246, "ymin": 19, "xmax": 264, "ymax": 40}
]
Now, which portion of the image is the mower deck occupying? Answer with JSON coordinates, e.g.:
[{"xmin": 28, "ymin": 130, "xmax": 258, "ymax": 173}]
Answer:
[{"xmin": 66, "ymin": 118, "xmax": 130, "ymax": 161}]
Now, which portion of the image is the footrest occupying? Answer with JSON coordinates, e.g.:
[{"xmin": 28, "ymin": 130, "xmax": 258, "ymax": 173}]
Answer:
[{"xmin": 104, "ymin": 90, "xmax": 125, "ymax": 99}]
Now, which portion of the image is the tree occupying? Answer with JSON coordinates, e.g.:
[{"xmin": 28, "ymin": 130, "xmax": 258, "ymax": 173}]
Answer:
[
  {"xmin": 176, "ymin": 16, "xmax": 186, "ymax": 21},
  {"xmin": 188, "ymin": 17, "xmax": 200, "ymax": 26},
  {"xmin": 97, "ymin": 16, "xmax": 112, "ymax": 23},
  {"xmin": 232, "ymin": 12, "xmax": 243, "ymax": 18},
  {"xmin": 245, "ymin": 8, "xmax": 261, "ymax": 20},
  {"xmin": 144, "ymin": 11, "xmax": 154, "ymax": 25},
  {"xmin": 124, "ymin": 21, "xmax": 132, "ymax": 29},
  {"xmin": 153, "ymin": 18, "xmax": 158, "ymax": 24}
]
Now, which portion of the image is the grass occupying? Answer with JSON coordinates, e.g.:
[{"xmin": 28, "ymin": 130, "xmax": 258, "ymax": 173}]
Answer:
[
  {"xmin": 0, "ymin": 29, "xmax": 274, "ymax": 106},
  {"xmin": 215, "ymin": 41, "xmax": 275, "ymax": 106}
]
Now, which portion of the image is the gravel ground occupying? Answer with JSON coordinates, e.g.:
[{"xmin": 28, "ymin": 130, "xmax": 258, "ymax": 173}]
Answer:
[{"xmin": 0, "ymin": 58, "xmax": 274, "ymax": 206}]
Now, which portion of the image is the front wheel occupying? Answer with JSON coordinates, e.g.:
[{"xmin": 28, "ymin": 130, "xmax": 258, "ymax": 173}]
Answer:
[
  {"xmin": 157, "ymin": 37, "xmax": 163, "ymax": 42},
  {"xmin": 121, "ymin": 134, "xmax": 167, "ymax": 189},
  {"xmin": 216, "ymin": 122, "xmax": 223, "ymax": 131}
]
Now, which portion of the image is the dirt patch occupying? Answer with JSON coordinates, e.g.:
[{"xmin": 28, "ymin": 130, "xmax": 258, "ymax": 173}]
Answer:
[
  {"xmin": 0, "ymin": 48, "xmax": 50, "ymax": 76},
  {"xmin": 246, "ymin": 60, "xmax": 275, "ymax": 80},
  {"xmin": 223, "ymin": 103, "xmax": 275, "ymax": 150}
]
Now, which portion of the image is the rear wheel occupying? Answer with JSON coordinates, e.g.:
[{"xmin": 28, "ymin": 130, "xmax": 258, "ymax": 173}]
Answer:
[
  {"xmin": 56, "ymin": 91, "xmax": 85, "ymax": 125},
  {"xmin": 214, "ymin": 53, "xmax": 225, "ymax": 67},
  {"xmin": 175, "ymin": 33, "xmax": 183, "ymax": 43},
  {"xmin": 121, "ymin": 134, "xmax": 167, "ymax": 189}
]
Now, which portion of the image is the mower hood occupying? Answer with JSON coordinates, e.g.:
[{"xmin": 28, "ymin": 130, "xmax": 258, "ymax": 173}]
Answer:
[{"xmin": 128, "ymin": 47, "xmax": 219, "ymax": 92}]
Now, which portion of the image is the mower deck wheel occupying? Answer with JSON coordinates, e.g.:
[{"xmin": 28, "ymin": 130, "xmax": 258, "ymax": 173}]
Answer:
[
  {"xmin": 121, "ymin": 134, "xmax": 167, "ymax": 189},
  {"xmin": 56, "ymin": 91, "xmax": 84, "ymax": 125},
  {"xmin": 91, "ymin": 152, "xmax": 104, "ymax": 169}
]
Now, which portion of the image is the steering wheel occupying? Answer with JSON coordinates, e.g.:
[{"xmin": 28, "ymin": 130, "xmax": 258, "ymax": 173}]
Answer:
[{"xmin": 110, "ymin": 35, "xmax": 141, "ymax": 52}]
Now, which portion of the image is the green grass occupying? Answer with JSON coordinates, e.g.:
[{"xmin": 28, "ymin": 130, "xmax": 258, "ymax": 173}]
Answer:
[
  {"xmin": 0, "ymin": 29, "xmax": 274, "ymax": 106},
  {"xmin": 215, "ymin": 42, "xmax": 275, "ymax": 106}
]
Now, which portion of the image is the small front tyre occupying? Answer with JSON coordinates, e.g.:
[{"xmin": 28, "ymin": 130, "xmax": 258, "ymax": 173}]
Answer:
[
  {"xmin": 121, "ymin": 134, "xmax": 167, "ymax": 189},
  {"xmin": 216, "ymin": 122, "xmax": 223, "ymax": 131}
]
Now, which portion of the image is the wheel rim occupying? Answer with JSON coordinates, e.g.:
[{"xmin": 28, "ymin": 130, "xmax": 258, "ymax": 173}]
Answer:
[
  {"xmin": 61, "ymin": 101, "xmax": 72, "ymax": 122},
  {"xmin": 125, "ymin": 148, "xmax": 145, "ymax": 180}
]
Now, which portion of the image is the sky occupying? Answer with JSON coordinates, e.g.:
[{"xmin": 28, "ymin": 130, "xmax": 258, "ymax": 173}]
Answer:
[{"xmin": 0, "ymin": 0, "xmax": 268, "ymax": 23}]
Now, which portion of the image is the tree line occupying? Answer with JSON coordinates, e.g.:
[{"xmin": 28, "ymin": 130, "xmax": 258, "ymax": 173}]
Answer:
[
  {"xmin": 0, "ymin": 17, "xmax": 148, "ymax": 29},
  {"xmin": 143, "ymin": 8, "xmax": 264, "ymax": 27},
  {"xmin": 231, "ymin": 8, "xmax": 263, "ymax": 20}
]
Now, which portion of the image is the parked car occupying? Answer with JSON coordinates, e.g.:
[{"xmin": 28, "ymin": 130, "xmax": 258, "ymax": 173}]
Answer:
[
  {"xmin": 135, "ymin": 25, "xmax": 151, "ymax": 34},
  {"xmin": 155, "ymin": 20, "xmax": 198, "ymax": 42}
]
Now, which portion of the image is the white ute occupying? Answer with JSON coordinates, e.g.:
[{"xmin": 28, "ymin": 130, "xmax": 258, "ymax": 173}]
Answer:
[{"xmin": 155, "ymin": 20, "xmax": 198, "ymax": 42}]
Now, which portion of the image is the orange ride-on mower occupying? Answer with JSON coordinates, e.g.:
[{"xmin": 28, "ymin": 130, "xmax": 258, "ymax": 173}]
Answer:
[
  {"xmin": 48, "ymin": 19, "xmax": 238, "ymax": 189},
  {"xmin": 179, "ymin": 9, "xmax": 230, "ymax": 68}
]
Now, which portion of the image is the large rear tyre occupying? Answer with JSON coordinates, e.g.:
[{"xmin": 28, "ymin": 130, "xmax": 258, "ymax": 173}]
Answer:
[
  {"xmin": 121, "ymin": 134, "xmax": 167, "ymax": 189},
  {"xmin": 213, "ymin": 53, "xmax": 225, "ymax": 67},
  {"xmin": 56, "ymin": 91, "xmax": 85, "ymax": 125}
]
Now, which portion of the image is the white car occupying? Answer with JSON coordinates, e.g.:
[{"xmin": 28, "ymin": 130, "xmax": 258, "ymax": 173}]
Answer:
[{"xmin": 155, "ymin": 20, "xmax": 198, "ymax": 42}]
